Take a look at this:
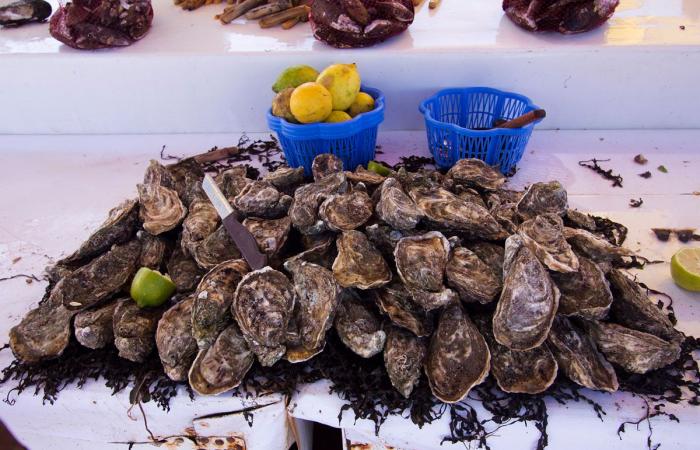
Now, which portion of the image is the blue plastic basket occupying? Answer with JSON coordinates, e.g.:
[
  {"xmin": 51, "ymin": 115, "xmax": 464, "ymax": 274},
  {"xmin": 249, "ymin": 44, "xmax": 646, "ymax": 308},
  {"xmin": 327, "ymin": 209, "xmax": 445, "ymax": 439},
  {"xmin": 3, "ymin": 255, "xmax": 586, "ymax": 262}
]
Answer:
[
  {"xmin": 419, "ymin": 87, "xmax": 543, "ymax": 174},
  {"xmin": 267, "ymin": 86, "xmax": 385, "ymax": 176}
]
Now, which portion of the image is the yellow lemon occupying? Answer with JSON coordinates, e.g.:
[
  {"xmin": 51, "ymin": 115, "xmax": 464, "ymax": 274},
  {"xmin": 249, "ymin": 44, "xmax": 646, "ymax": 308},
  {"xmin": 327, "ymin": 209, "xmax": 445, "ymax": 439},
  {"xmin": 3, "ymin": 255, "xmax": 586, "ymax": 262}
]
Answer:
[
  {"xmin": 290, "ymin": 82, "xmax": 333, "ymax": 124},
  {"xmin": 325, "ymin": 111, "xmax": 352, "ymax": 123},
  {"xmin": 671, "ymin": 248, "xmax": 700, "ymax": 292},
  {"xmin": 316, "ymin": 63, "xmax": 361, "ymax": 111},
  {"xmin": 348, "ymin": 92, "xmax": 375, "ymax": 117}
]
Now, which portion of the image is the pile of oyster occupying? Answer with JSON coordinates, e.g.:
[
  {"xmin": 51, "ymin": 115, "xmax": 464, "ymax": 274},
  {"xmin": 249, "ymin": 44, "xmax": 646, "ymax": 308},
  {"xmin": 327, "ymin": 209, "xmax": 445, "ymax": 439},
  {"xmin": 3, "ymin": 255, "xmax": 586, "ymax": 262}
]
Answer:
[{"xmin": 9, "ymin": 154, "xmax": 684, "ymax": 402}]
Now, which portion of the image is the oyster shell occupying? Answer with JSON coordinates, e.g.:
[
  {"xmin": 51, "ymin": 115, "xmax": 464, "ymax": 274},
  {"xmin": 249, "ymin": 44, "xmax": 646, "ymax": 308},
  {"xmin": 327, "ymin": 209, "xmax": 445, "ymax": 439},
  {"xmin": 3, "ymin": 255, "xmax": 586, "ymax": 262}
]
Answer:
[
  {"xmin": 144, "ymin": 160, "xmax": 176, "ymax": 189},
  {"xmin": 290, "ymin": 171, "xmax": 348, "ymax": 235},
  {"xmin": 445, "ymin": 247, "xmax": 501, "ymax": 304},
  {"xmin": 334, "ymin": 289, "xmax": 386, "ymax": 358},
  {"xmin": 410, "ymin": 287, "xmax": 459, "ymax": 311},
  {"xmin": 467, "ymin": 241, "xmax": 505, "ymax": 275},
  {"xmin": 138, "ymin": 232, "xmax": 168, "ymax": 270},
  {"xmin": 376, "ymin": 178, "xmax": 423, "ymax": 230},
  {"xmin": 492, "ymin": 235, "xmax": 559, "ymax": 350},
  {"xmin": 166, "ymin": 246, "xmax": 204, "ymax": 293},
  {"xmin": 192, "ymin": 259, "xmax": 250, "ymax": 349},
  {"xmin": 191, "ymin": 225, "xmax": 242, "ymax": 270},
  {"xmin": 333, "ymin": 230, "xmax": 391, "ymax": 289},
  {"xmin": 74, "ymin": 300, "xmax": 118, "ymax": 349},
  {"xmin": 232, "ymin": 181, "xmax": 293, "ymax": 219},
  {"xmin": 243, "ymin": 216, "xmax": 292, "ymax": 257},
  {"xmin": 518, "ymin": 213, "xmax": 579, "ymax": 273},
  {"xmin": 181, "ymin": 198, "xmax": 220, "ymax": 255},
  {"xmin": 547, "ymin": 315, "xmax": 618, "ymax": 392},
  {"xmin": 384, "ymin": 326, "xmax": 427, "ymax": 398},
  {"xmin": 453, "ymin": 186, "xmax": 488, "ymax": 209},
  {"xmin": 516, "ymin": 181, "xmax": 568, "ymax": 221},
  {"xmin": 484, "ymin": 189, "xmax": 523, "ymax": 208},
  {"xmin": 9, "ymin": 300, "xmax": 75, "ymax": 363},
  {"xmin": 263, "ymin": 166, "xmax": 305, "ymax": 194},
  {"xmin": 550, "ymin": 256, "xmax": 612, "ymax": 320},
  {"xmin": 156, "ymin": 295, "xmax": 197, "ymax": 381},
  {"xmin": 583, "ymin": 320, "xmax": 681, "ymax": 374},
  {"xmin": 425, "ymin": 302, "xmax": 490, "ymax": 403},
  {"xmin": 446, "ymin": 159, "xmax": 506, "ymax": 191},
  {"xmin": 365, "ymin": 223, "xmax": 418, "ymax": 257},
  {"xmin": 312, "ymin": 153, "xmax": 344, "ymax": 181},
  {"xmin": 394, "ymin": 231, "xmax": 450, "ymax": 293},
  {"xmin": 188, "ymin": 323, "xmax": 254, "ymax": 396},
  {"xmin": 565, "ymin": 209, "xmax": 597, "ymax": 231},
  {"xmin": 373, "ymin": 282, "xmax": 433, "ymax": 337},
  {"xmin": 166, "ymin": 158, "xmax": 205, "ymax": 207},
  {"xmin": 137, "ymin": 183, "xmax": 187, "ymax": 235},
  {"xmin": 319, "ymin": 189, "xmax": 373, "ymax": 231},
  {"xmin": 346, "ymin": 165, "xmax": 387, "ymax": 185},
  {"xmin": 113, "ymin": 299, "xmax": 165, "ymax": 363},
  {"xmin": 564, "ymin": 227, "xmax": 635, "ymax": 262},
  {"xmin": 233, "ymin": 267, "xmax": 296, "ymax": 366},
  {"xmin": 55, "ymin": 240, "xmax": 141, "ymax": 311},
  {"xmin": 287, "ymin": 233, "xmax": 336, "ymax": 269},
  {"xmin": 489, "ymin": 202, "xmax": 519, "ymax": 234},
  {"xmin": 217, "ymin": 166, "xmax": 252, "ymax": 199}
]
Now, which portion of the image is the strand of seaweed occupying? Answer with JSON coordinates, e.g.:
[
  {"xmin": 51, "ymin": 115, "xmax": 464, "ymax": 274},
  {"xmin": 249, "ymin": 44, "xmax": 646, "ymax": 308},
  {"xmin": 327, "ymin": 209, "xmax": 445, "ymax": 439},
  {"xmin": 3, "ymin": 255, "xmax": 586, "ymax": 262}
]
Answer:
[{"xmin": 578, "ymin": 158, "xmax": 624, "ymax": 187}]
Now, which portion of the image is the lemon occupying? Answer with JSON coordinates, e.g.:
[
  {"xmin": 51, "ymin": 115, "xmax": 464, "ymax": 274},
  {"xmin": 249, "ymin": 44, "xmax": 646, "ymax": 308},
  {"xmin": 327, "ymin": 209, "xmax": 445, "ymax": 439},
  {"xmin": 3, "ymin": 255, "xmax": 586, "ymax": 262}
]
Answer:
[
  {"xmin": 367, "ymin": 161, "xmax": 391, "ymax": 176},
  {"xmin": 670, "ymin": 248, "xmax": 700, "ymax": 292},
  {"xmin": 272, "ymin": 65, "xmax": 319, "ymax": 93},
  {"xmin": 130, "ymin": 267, "xmax": 176, "ymax": 308},
  {"xmin": 290, "ymin": 82, "xmax": 333, "ymax": 124},
  {"xmin": 348, "ymin": 92, "xmax": 375, "ymax": 117},
  {"xmin": 325, "ymin": 111, "xmax": 352, "ymax": 123},
  {"xmin": 316, "ymin": 63, "xmax": 361, "ymax": 111}
]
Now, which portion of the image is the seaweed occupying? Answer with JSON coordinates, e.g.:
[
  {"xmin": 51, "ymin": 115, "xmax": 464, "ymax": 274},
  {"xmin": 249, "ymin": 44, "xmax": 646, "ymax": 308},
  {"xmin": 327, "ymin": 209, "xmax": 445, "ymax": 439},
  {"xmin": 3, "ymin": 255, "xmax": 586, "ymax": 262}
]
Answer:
[
  {"xmin": 629, "ymin": 198, "xmax": 643, "ymax": 208},
  {"xmin": 392, "ymin": 155, "xmax": 436, "ymax": 172},
  {"xmin": 0, "ymin": 274, "xmax": 40, "ymax": 283},
  {"xmin": 590, "ymin": 214, "xmax": 629, "ymax": 246},
  {"xmin": 578, "ymin": 159, "xmax": 623, "ymax": 187},
  {"xmin": 639, "ymin": 171, "xmax": 652, "ymax": 179}
]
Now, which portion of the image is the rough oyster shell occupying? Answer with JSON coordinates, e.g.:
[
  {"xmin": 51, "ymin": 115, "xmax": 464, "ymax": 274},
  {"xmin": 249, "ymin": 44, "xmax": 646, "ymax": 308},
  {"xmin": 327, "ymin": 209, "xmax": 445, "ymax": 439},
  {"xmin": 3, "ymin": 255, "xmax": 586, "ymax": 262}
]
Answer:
[
  {"xmin": 191, "ymin": 225, "xmax": 242, "ymax": 270},
  {"xmin": 286, "ymin": 233, "xmax": 336, "ymax": 269},
  {"xmin": 181, "ymin": 198, "xmax": 220, "ymax": 255},
  {"xmin": 9, "ymin": 301, "xmax": 75, "ymax": 363},
  {"xmin": 232, "ymin": 181, "xmax": 292, "ymax": 219},
  {"xmin": 550, "ymin": 256, "xmax": 612, "ymax": 320},
  {"xmin": 166, "ymin": 158, "xmax": 205, "ymax": 207},
  {"xmin": 384, "ymin": 326, "xmax": 427, "ymax": 398},
  {"xmin": 144, "ymin": 160, "xmax": 177, "ymax": 189},
  {"xmin": 334, "ymin": 289, "xmax": 386, "ymax": 358},
  {"xmin": 346, "ymin": 165, "xmax": 387, "ymax": 185},
  {"xmin": 564, "ymin": 227, "xmax": 635, "ymax": 262},
  {"xmin": 518, "ymin": 213, "xmax": 580, "ymax": 273},
  {"xmin": 263, "ymin": 166, "xmax": 305, "ymax": 194},
  {"xmin": 113, "ymin": 299, "xmax": 165, "ymax": 363},
  {"xmin": 333, "ymin": 230, "xmax": 391, "ymax": 289},
  {"xmin": 489, "ymin": 202, "xmax": 519, "ymax": 234},
  {"xmin": 156, "ymin": 296, "xmax": 198, "ymax": 381},
  {"xmin": 376, "ymin": 178, "xmax": 423, "ymax": 230},
  {"xmin": 192, "ymin": 259, "xmax": 250, "ymax": 349},
  {"xmin": 395, "ymin": 231, "xmax": 450, "ymax": 292},
  {"xmin": 373, "ymin": 282, "xmax": 433, "ymax": 337},
  {"xmin": 409, "ymin": 287, "xmax": 459, "ymax": 311},
  {"xmin": 426, "ymin": 302, "xmax": 490, "ymax": 403},
  {"xmin": 492, "ymin": 235, "xmax": 559, "ymax": 350},
  {"xmin": 290, "ymin": 171, "xmax": 348, "ymax": 235},
  {"xmin": 365, "ymin": 223, "xmax": 419, "ymax": 257},
  {"xmin": 319, "ymin": 189, "xmax": 373, "ymax": 231},
  {"xmin": 565, "ymin": 209, "xmax": 597, "ymax": 231},
  {"xmin": 188, "ymin": 323, "xmax": 254, "ymax": 396},
  {"xmin": 243, "ymin": 216, "xmax": 292, "ymax": 257},
  {"xmin": 233, "ymin": 267, "xmax": 296, "ymax": 366},
  {"xmin": 484, "ymin": 189, "xmax": 523, "ymax": 209},
  {"xmin": 138, "ymin": 182, "xmax": 187, "ymax": 235},
  {"xmin": 312, "ymin": 153, "xmax": 344, "ymax": 181},
  {"xmin": 467, "ymin": 241, "xmax": 505, "ymax": 275},
  {"xmin": 446, "ymin": 159, "xmax": 507, "ymax": 191},
  {"xmin": 217, "ymin": 166, "xmax": 252, "ymax": 199},
  {"xmin": 516, "ymin": 181, "xmax": 568, "ymax": 221},
  {"xmin": 138, "ymin": 232, "xmax": 168, "ymax": 270},
  {"xmin": 453, "ymin": 186, "xmax": 488, "ymax": 209},
  {"xmin": 547, "ymin": 315, "xmax": 618, "ymax": 392},
  {"xmin": 74, "ymin": 300, "xmax": 119, "ymax": 350},
  {"xmin": 446, "ymin": 247, "xmax": 502, "ymax": 304},
  {"xmin": 166, "ymin": 245, "xmax": 204, "ymax": 293}
]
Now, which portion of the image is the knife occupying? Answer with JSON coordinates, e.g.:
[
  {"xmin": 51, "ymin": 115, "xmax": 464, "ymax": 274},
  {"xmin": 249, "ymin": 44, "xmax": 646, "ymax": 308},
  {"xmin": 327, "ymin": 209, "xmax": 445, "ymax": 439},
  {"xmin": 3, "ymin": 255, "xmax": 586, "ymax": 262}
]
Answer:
[{"xmin": 202, "ymin": 174, "xmax": 267, "ymax": 270}]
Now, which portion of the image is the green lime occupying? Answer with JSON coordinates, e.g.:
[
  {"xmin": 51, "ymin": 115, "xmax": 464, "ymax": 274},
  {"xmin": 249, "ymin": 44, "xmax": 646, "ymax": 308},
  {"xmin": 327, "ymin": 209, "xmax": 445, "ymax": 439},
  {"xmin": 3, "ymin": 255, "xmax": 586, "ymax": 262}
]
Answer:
[
  {"xmin": 367, "ymin": 161, "xmax": 391, "ymax": 177},
  {"xmin": 670, "ymin": 248, "xmax": 700, "ymax": 292},
  {"xmin": 130, "ymin": 267, "xmax": 176, "ymax": 308}
]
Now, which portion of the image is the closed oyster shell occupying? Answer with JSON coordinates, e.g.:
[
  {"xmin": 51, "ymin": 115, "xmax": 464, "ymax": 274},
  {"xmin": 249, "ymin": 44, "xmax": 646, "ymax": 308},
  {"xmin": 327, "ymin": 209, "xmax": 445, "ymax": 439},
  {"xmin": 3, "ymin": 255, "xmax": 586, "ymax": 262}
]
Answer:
[
  {"xmin": 583, "ymin": 320, "xmax": 681, "ymax": 374},
  {"xmin": 565, "ymin": 209, "xmax": 597, "ymax": 231},
  {"xmin": 263, "ymin": 166, "xmax": 305, "ymax": 194},
  {"xmin": 166, "ymin": 158, "xmax": 205, "ymax": 207},
  {"xmin": 144, "ymin": 160, "xmax": 177, "ymax": 189},
  {"xmin": 493, "ymin": 235, "xmax": 559, "ymax": 350},
  {"xmin": 9, "ymin": 301, "xmax": 75, "ymax": 363},
  {"xmin": 55, "ymin": 240, "xmax": 141, "ymax": 311},
  {"xmin": 409, "ymin": 287, "xmax": 459, "ymax": 311},
  {"xmin": 334, "ymin": 289, "xmax": 386, "ymax": 358},
  {"xmin": 373, "ymin": 282, "xmax": 433, "ymax": 337},
  {"xmin": 217, "ymin": 167, "xmax": 252, "ymax": 199},
  {"xmin": 426, "ymin": 302, "xmax": 490, "ymax": 403},
  {"xmin": 191, "ymin": 225, "xmax": 242, "ymax": 270},
  {"xmin": 346, "ymin": 165, "xmax": 386, "ymax": 185},
  {"xmin": 113, "ymin": 299, "xmax": 165, "ymax": 363},
  {"xmin": 290, "ymin": 172, "xmax": 348, "ymax": 235},
  {"xmin": 453, "ymin": 186, "xmax": 488, "ymax": 209},
  {"xmin": 547, "ymin": 315, "xmax": 618, "ymax": 392},
  {"xmin": 333, "ymin": 230, "xmax": 391, "ymax": 289},
  {"xmin": 446, "ymin": 159, "xmax": 506, "ymax": 191},
  {"xmin": 286, "ymin": 233, "xmax": 336, "ymax": 269},
  {"xmin": 384, "ymin": 326, "xmax": 427, "ymax": 398},
  {"xmin": 516, "ymin": 181, "xmax": 568, "ymax": 220},
  {"xmin": 188, "ymin": 323, "xmax": 254, "ymax": 396},
  {"xmin": 518, "ymin": 213, "xmax": 579, "ymax": 273},
  {"xmin": 365, "ymin": 223, "xmax": 419, "ymax": 257},
  {"xmin": 181, "ymin": 198, "xmax": 220, "ymax": 255},
  {"xmin": 376, "ymin": 178, "xmax": 423, "ymax": 230},
  {"xmin": 232, "ymin": 181, "xmax": 292, "ymax": 219},
  {"xmin": 233, "ymin": 267, "xmax": 296, "ymax": 366},
  {"xmin": 156, "ymin": 296, "xmax": 197, "ymax": 381},
  {"xmin": 446, "ymin": 247, "xmax": 501, "ymax": 304},
  {"xmin": 74, "ymin": 300, "xmax": 119, "ymax": 349},
  {"xmin": 137, "ymin": 183, "xmax": 187, "ymax": 235},
  {"xmin": 484, "ymin": 189, "xmax": 523, "ymax": 208},
  {"xmin": 467, "ymin": 241, "xmax": 505, "ymax": 275},
  {"xmin": 490, "ymin": 202, "xmax": 519, "ymax": 234},
  {"xmin": 551, "ymin": 256, "xmax": 612, "ymax": 320},
  {"xmin": 192, "ymin": 259, "xmax": 249, "ymax": 349},
  {"xmin": 166, "ymin": 246, "xmax": 204, "ymax": 293},
  {"xmin": 319, "ymin": 189, "xmax": 373, "ymax": 231},
  {"xmin": 138, "ymin": 232, "xmax": 168, "ymax": 270},
  {"xmin": 312, "ymin": 153, "xmax": 344, "ymax": 181},
  {"xmin": 564, "ymin": 227, "xmax": 635, "ymax": 262},
  {"xmin": 243, "ymin": 216, "xmax": 292, "ymax": 257},
  {"xmin": 394, "ymin": 231, "xmax": 450, "ymax": 292}
]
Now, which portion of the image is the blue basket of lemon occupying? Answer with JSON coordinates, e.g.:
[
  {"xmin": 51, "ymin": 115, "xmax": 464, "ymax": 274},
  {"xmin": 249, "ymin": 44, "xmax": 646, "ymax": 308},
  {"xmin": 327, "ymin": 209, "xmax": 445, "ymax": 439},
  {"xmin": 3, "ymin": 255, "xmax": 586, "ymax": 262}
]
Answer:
[{"xmin": 267, "ymin": 64, "xmax": 384, "ymax": 176}]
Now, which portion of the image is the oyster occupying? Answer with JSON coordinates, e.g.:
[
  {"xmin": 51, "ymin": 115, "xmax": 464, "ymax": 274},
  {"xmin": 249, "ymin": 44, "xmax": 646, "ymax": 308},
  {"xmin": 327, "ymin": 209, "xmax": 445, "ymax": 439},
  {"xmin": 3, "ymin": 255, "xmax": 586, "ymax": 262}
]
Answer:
[
  {"xmin": 384, "ymin": 326, "xmax": 427, "ymax": 398},
  {"xmin": 484, "ymin": 189, "xmax": 523, "ymax": 208},
  {"xmin": 410, "ymin": 287, "xmax": 459, "ymax": 311},
  {"xmin": 518, "ymin": 213, "xmax": 579, "ymax": 273},
  {"xmin": 166, "ymin": 246, "xmax": 204, "ymax": 293},
  {"xmin": 188, "ymin": 323, "xmax": 254, "ymax": 395},
  {"xmin": 263, "ymin": 166, "xmax": 305, "ymax": 194},
  {"xmin": 516, "ymin": 181, "xmax": 568, "ymax": 221},
  {"xmin": 138, "ymin": 232, "xmax": 168, "ymax": 270},
  {"xmin": 445, "ymin": 247, "xmax": 501, "ymax": 304},
  {"xmin": 137, "ymin": 183, "xmax": 187, "ymax": 235},
  {"xmin": 467, "ymin": 241, "xmax": 505, "ymax": 275},
  {"xmin": 492, "ymin": 235, "xmax": 559, "ymax": 350},
  {"xmin": 319, "ymin": 189, "xmax": 373, "ymax": 231},
  {"xmin": 547, "ymin": 316, "xmax": 618, "ymax": 392},
  {"xmin": 113, "ymin": 299, "xmax": 165, "ymax": 363},
  {"xmin": 55, "ymin": 240, "xmax": 141, "ymax": 311},
  {"xmin": 565, "ymin": 209, "xmax": 597, "ymax": 231},
  {"xmin": 583, "ymin": 320, "xmax": 681, "ymax": 374},
  {"xmin": 192, "ymin": 259, "xmax": 249, "ymax": 349},
  {"xmin": 233, "ymin": 267, "xmax": 296, "ymax": 366},
  {"xmin": 290, "ymin": 171, "xmax": 348, "ymax": 235},
  {"xmin": 425, "ymin": 302, "xmax": 490, "ymax": 403},
  {"xmin": 394, "ymin": 231, "xmax": 449, "ymax": 292},
  {"xmin": 489, "ymin": 202, "xmax": 519, "ymax": 234},
  {"xmin": 9, "ymin": 300, "xmax": 75, "ymax": 363},
  {"xmin": 453, "ymin": 186, "xmax": 488, "ymax": 209},
  {"xmin": 74, "ymin": 301, "xmax": 119, "ymax": 349},
  {"xmin": 217, "ymin": 166, "xmax": 251, "ymax": 199},
  {"xmin": 287, "ymin": 233, "xmax": 336, "ymax": 269},
  {"xmin": 191, "ymin": 225, "xmax": 242, "ymax": 270},
  {"xmin": 608, "ymin": 269, "xmax": 683, "ymax": 343},
  {"xmin": 346, "ymin": 165, "xmax": 387, "ymax": 186},
  {"xmin": 564, "ymin": 227, "xmax": 634, "ymax": 262},
  {"xmin": 143, "ymin": 160, "xmax": 176, "ymax": 188},
  {"xmin": 373, "ymin": 282, "xmax": 433, "ymax": 337},
  {"xmin": 243, "ymin": 216, "xmax": 292, "ymax": 257},
  {"xmin": 232, "ymin": 181, "xmax": 292, "ymax": 219},
  {"xmin": 312, "ymin": 153, "xmax": 344, "ymax": 181},
  {"xmin": 376, "ymin": 178, "xmax": 423, "ymax": 230},
  {"xmin": 166, "ymin": 158, "xmax": 205, "ymax": 207},
  {"xmin": 446, "ymin": 159, "xmax": 506, "ymax": 191},
  {"xmin": 156, "ymin": 295, "xmax": 197, "ymax": 381},
  {"xmin": 550, "ymin": 256, "xmax": 612, "ymax": 320},
  {"xmin": 334, "ymin": 289, "xmax": 386, "ymax": 358},
  {"xmin": 181, "ymin": 198, "xmax": 220, "ymax": 255},
  {"xmin": 333, "ymin": 230, "xmax": 391, "ymax": 289},
  {"xmin": 365, "ymin": 223, "xmax": 419, "ymax": 257}
]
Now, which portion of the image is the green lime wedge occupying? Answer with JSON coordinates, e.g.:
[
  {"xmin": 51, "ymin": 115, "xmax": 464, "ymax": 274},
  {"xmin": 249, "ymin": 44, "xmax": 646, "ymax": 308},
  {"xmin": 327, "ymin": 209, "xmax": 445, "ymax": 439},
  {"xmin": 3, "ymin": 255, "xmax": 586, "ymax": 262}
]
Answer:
[
  {"xmin": 670, "ymin": 248, "xmax": 700, "ymax": 292},
  {"xmin": 130, "ymin": 267, "xmax": 177, "ymax": 308},
  {"xmin": 367, "ymin": 161, "xmax": 391, "ymax": 177}
]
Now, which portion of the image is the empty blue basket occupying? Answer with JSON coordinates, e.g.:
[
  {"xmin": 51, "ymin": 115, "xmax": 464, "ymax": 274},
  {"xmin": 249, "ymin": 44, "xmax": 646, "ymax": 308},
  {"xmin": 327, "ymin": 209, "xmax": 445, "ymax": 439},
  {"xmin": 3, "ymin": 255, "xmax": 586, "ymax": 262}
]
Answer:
[
  {"xmin": 267, "ymin": 86, "xmax": 385, "ymax": 176},
  {"xmin": 419, "ymin": 87, "xmax": 543, "ymax": 174}
]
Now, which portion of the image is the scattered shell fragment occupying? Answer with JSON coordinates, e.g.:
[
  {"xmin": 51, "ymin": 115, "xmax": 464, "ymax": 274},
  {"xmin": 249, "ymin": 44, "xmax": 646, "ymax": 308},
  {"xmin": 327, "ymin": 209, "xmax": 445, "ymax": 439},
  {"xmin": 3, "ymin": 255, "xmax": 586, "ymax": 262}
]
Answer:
[
  {"xmin": 376, "ymin": 178, "xmax": 423, "ymax": 230},
  {"xmin": 138, "ymin": 183, "xmax": 187, "ymax": 235},
  {"xmin": 74, "ymin": 301, "xmax": 119, "ymax": 350},
  {"xmin": 333, "ymin": 230, "xmax": 391, "ymax": 289},
  {"xmin": 384, "ymin": 326, "xmax": 427, "ymax": 398},
  {"xmin": 335, "ymin": 289, "xmax": 386, "ymax": 358},
  {"xmin": 156, "ymin": 296, "xmax": 198, "ymax": 381},
  {"xmin": 551, "ymin": 256, "xmax": 612, "ymax": 320},
  {"xmin": 373, "ymin": 282, "xmax": 433, "ymax": 337},
  {"xmin": 319, "ymin": 189, "xmax": 373, "ymax": 231},
  {"xmin": 113, "ymin": 299, "xmax": 165, "ymax": 363},
  {"xmin": 518, "ymin": 213, "xmax": 579, "ymax": 273},
  {"xmin": 446, "ymin": 159, "xmax": 507, "ymax": 191},
  {"xmin": 516, "ymin": 181, "xmax": 568, "ymax": 220}
]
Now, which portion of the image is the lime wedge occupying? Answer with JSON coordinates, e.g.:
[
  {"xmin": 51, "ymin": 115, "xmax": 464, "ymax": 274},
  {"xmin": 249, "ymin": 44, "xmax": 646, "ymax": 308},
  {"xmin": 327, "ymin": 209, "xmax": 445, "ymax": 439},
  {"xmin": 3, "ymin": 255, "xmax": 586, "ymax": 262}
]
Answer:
[
  {"xmin": 670, "ymin": 248, "xmax": 700, "ymax": 292},
  {"xmin": 367, "ymin": 161, "xmax": 391, "ymax": 177},
  {"xmin": 130, "ymin": 267, "xmax": 177, "ymax": 308}
]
